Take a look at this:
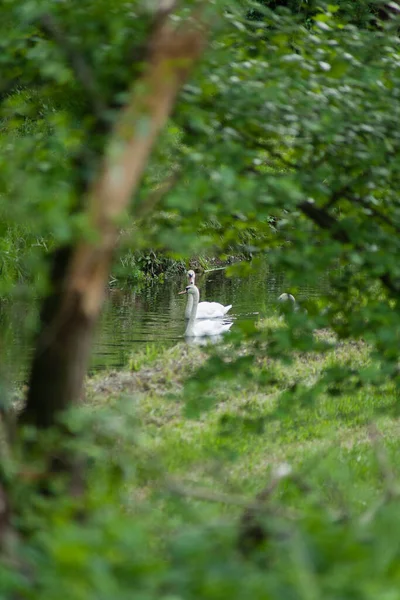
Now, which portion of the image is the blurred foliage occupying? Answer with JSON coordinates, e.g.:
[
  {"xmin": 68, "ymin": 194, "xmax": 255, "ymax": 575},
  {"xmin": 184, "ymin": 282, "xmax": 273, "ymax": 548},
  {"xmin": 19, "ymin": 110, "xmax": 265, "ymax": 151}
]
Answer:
[
  {"xmin": 2, "ymin": 0, "xmax": 400, "ymax": 597},
  {"xmin": 3, "ymin": 336, "xmax": 400, "ymax": 599}
]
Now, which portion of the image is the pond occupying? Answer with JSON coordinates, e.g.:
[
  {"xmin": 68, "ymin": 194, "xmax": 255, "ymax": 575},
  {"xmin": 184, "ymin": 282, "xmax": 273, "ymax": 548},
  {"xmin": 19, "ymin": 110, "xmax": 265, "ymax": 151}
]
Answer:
[
  {"xmin": 1, "ymin": 261, "xmax": 329, "ymax": 385},
  {"xmin": 91, "ymin": 262, "xmax": 328, "ymax": 373}
]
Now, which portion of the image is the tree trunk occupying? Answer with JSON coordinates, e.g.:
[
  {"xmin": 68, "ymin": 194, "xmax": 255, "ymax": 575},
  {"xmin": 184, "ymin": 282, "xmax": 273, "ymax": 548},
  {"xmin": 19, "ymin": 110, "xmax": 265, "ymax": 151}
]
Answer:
[
  {"xmin": 21, "ymin": 8, "xmax": 205, "ymax": 430},
  {"xmin": 22, "ymin": 247, "xmax": 93, "ymax": 428}
]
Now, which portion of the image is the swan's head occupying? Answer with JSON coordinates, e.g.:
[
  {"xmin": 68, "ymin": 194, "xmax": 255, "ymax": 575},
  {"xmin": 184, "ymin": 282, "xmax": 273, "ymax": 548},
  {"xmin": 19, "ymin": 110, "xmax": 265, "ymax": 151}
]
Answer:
[
  {"xmin": 278, "ymin": 293, "xmax": 300, "ymax": 314},
  {"xmin": 178, "ymin": 284, "xmax": 197, "ymax": 296},
  {"xmin": 187, "ymin": 269, "xmax": 195, "ymax": 284}
]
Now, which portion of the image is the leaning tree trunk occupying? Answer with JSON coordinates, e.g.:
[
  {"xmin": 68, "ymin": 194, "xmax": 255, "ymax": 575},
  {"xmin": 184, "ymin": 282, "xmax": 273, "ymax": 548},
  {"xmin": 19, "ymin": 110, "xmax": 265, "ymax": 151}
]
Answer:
[{"xmin": 21, "ymin": 7, "xmax": 205, "ymax": 430}]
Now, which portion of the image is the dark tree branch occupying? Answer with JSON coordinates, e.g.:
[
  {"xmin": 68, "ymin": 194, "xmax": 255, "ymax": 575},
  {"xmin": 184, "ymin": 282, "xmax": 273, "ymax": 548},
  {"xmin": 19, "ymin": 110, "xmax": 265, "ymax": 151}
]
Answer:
[
  {"xmin": 321, "ymin": 172, "xmax": 369, "ymax": 212},
  {"xmin": 353, "ymin": 196, "xmax": 400, "ymax": 235},
  {"xmin": 299, "ymin": 200, "xmax": 400, "ymax": 296},
  {"xmin": 246, "ymin": 142, "xmax": 400, "ymax": 296},
  {"xmin": 299, "ymin": 200, "xmax": 347, "ymax": 242},
  {"xmin": 38, "ymin": 13, "xmax": 108, "ymax": 125}
]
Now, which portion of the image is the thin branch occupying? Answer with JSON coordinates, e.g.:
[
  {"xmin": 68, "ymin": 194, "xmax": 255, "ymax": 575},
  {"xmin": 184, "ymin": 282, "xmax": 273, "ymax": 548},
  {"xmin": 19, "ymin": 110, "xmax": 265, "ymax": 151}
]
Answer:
[
  {"xmin": 298, "ymin": 200, "xmax": 400, "ymax": 296},
  {"xmin": 321, "ymin": 174, "xmax": 367, "ymax": 212},
  {"xmin": 39, "ymin": 13, "xmax": 107, "ymax": 124},
  {"xmin": 359, "ymin": 424, "xmax": 400, "ymax": 525},
  {"xmin": 299, "ymin": 200, "xmax": 346, "ymax": 241},
  {"xmin": 368, "ymin": 424, "xmax": 399, "ymax": 499},
  {"xmin": 353, "ymin": 196, "xmax": 400, "ymax": 235},
  {"xmin": 166, "ymin": 465, "xmax": 292, "ymax": 511},
  {"xmin": 136, "ymin": 170, "xmax": 182, "ymax": 220},
  {"xmin": 319, "ymin": 167, "xmax": 400, "ymax": 233},
  {"xmin": 166, "ymin": 479, "xmax": 260, "ymax": 508},
  {"xmin": 238, "ymin": 464, "xmax": 292, "ymax": 554},
  {"xmin": 246, "ymin": 135, "xmax": 296, "ymax": 170},
  {"xmin": 0, "ymin": 407, "xmax": 16, "ymax": 452},
  {"xmin": 165, "ymin": 478, "xmax": 303, "ymax": 524},
  {"xmin": 245, "ymin": 141, "xmax": 400, "ymax": 296}
]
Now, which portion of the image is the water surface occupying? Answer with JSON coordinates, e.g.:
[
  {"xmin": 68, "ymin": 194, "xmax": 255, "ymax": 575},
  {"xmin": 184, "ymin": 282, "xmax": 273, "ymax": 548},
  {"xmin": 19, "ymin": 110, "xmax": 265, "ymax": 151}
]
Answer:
[
  {"xmin": 1, "ymin": 261, "xmax": 329, "ymax": 384},
  {"xmin": 91, "ymin": 263, "xmax": 328, "ymax": 373}
]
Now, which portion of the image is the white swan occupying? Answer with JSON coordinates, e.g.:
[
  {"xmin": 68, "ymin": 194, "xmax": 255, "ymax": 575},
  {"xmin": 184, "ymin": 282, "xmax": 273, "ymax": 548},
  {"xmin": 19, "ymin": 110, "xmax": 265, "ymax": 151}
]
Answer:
[
  {"xmin": 184, "ymin": 270, "xmax": 232, "ymax": 319},
  {"xmin": 179, "ymin": 285, "xmax": 233, "ymax": 337},
  {"xmin": 278, "ymin": 293, "xmax": 299, "ymax": 312}
]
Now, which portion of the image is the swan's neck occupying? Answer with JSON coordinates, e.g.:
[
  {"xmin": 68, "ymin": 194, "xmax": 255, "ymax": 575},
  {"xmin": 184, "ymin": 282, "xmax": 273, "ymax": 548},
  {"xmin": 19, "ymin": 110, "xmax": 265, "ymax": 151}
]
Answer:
[
  {"xmin": 185, "ymin": 287, "xmax": 200, "ymax": 335},
  {"xmin": 185, "ymin": 294, "xmax": 193, "ymax": 319}
]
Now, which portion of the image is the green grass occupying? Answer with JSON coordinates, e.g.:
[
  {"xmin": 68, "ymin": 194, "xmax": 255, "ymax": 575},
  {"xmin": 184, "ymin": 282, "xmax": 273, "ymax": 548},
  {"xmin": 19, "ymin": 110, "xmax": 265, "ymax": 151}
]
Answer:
[
  {"xmin": 86, "ymin": 319, "xmax": 400, "ymax": 521},
  {"xmin": 11, "ymin": 320, "xmax": 400, "ymax": 599}
]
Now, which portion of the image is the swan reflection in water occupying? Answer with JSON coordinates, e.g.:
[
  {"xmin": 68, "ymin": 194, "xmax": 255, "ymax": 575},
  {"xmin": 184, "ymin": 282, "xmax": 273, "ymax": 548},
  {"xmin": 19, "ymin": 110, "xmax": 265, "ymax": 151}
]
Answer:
[{"xmin": 185, "ymin": 333, "xmax": 227, "ymax": 346}]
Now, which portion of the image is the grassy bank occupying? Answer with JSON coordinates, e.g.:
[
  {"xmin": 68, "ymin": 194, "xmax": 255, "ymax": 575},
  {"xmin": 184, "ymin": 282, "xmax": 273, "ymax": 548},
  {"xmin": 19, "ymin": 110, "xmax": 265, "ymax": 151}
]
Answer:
[
  {"xmin": 77, "ymin": 319, "xmax": 400, "ymax": 596},
  {"xmin": 111, "ymin": 249, "xmax": 246, "ymax": 287},
  {"xmin": 87, "ymin": 319, "xmax": 400, "ymax": 519}
]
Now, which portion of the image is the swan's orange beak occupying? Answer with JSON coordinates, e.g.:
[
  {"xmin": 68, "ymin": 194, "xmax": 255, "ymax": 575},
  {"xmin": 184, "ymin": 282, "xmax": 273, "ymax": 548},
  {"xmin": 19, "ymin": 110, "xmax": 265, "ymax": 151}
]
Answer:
[{"xmin": 178, "ymin": 290, "xmax": 187, "ymax": 295}]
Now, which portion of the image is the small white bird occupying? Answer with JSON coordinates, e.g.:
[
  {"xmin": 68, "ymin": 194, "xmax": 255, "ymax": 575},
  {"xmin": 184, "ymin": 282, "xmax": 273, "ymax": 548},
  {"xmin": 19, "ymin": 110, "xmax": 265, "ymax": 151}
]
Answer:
[
  {"xmin": 185, "ymin": 270, "xmax": 232, "ymax": 319},
  {"xmin": 179, "ymin": 284, "xmax": 233, "ymax": 337}
]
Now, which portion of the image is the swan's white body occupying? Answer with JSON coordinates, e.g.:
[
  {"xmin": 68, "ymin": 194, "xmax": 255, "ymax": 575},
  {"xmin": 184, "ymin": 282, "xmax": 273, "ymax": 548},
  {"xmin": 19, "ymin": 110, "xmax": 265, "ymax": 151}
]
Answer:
[
  {"xmin": 182, "ymin": 285, "xmax": 233, "ymax": 337},
  {"xmin": 185, "ymin": 270, "xmax": 232, "ymax": 319},
  {"xmin": 184, "ymin": 297, "xmax": 232, "ymax": 320}
]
